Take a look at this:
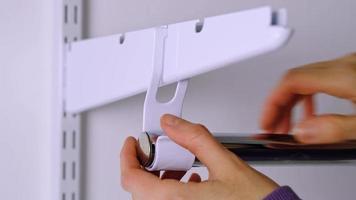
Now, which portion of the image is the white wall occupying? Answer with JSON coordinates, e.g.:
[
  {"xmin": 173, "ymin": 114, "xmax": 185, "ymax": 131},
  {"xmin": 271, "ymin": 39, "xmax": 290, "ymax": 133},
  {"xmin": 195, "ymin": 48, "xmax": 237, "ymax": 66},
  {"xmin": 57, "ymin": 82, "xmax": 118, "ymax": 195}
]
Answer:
[
  {"xmin": 82, "ymin": 1, "xmax": 356, "ymax": 200},
  {"xmin": 0, "ymin": 0, "xmax": 58, "ymax": 200}
]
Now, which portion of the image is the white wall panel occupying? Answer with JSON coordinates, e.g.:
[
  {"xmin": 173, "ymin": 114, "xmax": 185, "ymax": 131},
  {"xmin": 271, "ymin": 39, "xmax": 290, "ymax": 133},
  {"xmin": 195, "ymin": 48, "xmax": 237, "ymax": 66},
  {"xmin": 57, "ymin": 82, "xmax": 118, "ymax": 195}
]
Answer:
[{"xmin": 0, "ymin": 0, "xmax": 57, "ymax": 199}]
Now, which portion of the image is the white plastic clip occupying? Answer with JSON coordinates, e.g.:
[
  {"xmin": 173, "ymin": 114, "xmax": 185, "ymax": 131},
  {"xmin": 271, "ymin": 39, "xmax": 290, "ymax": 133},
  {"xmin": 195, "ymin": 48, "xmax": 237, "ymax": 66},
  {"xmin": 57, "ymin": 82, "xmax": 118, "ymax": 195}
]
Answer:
[
  {"xmin": 143, "ymin": 27, "xmax": 189, "ymax": 135},
  {"xmin": 142, "ymin": 27, "xmax": 195, "ymax": 171}
]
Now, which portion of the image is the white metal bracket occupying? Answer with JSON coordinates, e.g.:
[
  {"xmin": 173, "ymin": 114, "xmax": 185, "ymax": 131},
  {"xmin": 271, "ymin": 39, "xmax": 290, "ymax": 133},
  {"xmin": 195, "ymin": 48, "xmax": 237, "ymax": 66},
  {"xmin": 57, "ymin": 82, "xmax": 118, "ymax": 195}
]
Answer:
[
  {"xmin": 65, "ymin": 6, "xmax": 292, "ymax": 113},
  {"xmin": 142, "ymin": 27, "xmax": 195, "ymax": 171},
  {"xmin": 143, "ymin": 27, "xmax": 189, "ymax": 135}
]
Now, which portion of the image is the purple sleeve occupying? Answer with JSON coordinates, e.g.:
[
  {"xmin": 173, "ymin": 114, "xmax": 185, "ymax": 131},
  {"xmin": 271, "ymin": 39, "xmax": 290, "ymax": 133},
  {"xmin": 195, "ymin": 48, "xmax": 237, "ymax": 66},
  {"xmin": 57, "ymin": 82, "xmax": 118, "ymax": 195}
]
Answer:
[{"xmin": 264, "ymin": 186, "xmax": 301, "ymax": 200}]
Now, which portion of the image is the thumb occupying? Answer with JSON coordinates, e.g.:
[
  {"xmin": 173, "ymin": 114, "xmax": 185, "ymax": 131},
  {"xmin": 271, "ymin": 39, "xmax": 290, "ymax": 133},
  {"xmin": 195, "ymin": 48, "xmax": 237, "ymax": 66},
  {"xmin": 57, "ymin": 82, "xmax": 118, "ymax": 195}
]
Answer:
[
  {"xmin": 293, "ymin": 114, "xmax": 356, "ymax": 144},
  {"xmin": 160, "ymin": 114, "xmax": 235, "ymax": 172}
]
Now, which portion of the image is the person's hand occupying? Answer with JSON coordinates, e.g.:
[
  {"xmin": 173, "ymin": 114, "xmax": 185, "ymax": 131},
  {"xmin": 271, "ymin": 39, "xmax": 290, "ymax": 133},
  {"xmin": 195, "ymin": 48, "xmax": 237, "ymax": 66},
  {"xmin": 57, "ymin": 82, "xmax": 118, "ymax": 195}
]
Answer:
[
  {"xmin": 121, "ymin": 114, "xmax": 279, "ymax": 200},
  {"xmin": 260, "ymin": 53, "xmax": 356, "ymax": 144}
]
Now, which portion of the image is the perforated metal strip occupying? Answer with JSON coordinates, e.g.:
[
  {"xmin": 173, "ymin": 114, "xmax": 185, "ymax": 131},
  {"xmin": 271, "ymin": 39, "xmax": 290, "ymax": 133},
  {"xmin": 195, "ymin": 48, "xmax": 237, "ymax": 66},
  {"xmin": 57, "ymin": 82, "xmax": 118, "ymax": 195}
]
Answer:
[{"xmin": 62, "ymin": 0, "xmax": 82, "ymax": 199}]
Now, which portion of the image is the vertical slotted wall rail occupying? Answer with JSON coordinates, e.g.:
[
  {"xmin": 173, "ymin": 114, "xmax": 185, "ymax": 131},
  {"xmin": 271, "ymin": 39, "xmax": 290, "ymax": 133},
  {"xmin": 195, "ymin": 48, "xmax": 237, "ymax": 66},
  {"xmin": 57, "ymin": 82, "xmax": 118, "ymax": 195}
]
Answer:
[{"xmin": 62, "ymin": 0, "xmax": 82, "ymax": 199}]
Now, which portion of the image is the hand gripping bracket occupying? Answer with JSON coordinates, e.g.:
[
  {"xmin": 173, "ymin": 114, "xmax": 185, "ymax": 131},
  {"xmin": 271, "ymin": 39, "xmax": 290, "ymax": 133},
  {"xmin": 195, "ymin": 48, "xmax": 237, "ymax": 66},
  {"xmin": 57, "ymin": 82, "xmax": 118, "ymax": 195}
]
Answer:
[{"xmin": 142, "ymin": 27, "xmax": 195, "ymax": 171}]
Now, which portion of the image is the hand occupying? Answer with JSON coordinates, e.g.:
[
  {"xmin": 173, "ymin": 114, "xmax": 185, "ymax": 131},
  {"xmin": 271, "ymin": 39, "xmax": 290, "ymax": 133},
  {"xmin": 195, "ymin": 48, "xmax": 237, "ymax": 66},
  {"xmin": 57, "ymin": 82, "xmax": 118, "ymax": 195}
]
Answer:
[
  {"xmin": 121, "ymin": 114, "xmax": 279, "ymax": 200},
  {"xmin": 260, "ymin": 53, "xmax": 356, "ymax": 144}
]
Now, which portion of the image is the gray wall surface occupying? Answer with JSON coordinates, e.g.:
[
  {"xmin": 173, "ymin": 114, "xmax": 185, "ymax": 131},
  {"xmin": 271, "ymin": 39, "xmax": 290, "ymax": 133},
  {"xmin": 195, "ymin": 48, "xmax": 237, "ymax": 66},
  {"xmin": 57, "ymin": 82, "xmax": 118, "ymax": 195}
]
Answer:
[{"xmin": 82, "ymin": 1, "xmax": 356, "ymax": 199}]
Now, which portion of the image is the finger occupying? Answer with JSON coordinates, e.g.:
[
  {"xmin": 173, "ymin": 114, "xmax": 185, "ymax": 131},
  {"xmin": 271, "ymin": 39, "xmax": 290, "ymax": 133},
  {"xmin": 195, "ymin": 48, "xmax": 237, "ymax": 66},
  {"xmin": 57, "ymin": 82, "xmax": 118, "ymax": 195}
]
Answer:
[
  {"xmin": 292, "ymin": 114, "xmax": 356, "ymax": 144},
  {"xmin": 161, "ymin": 171, "xmax": 187, "ymax": 180},
  {"xmin": 160, "ymin": 114, "xmax": 240, "ymax": 173},
  {"xmin": 261, "ymin": 61, "xmax": 356, "ymax": 131},
  {"xmin": 303, "ymin": 95, "xmax": 315, "ymax": 120},
  {"xmin": 267, "ymin": 95, "xmax": 301, "ymax": 133},
  {"xmin": 274, "ymin": 95, "xmax": 315, "ymax": 133},
  {"xmin": 273, "ymin": 106, "xmax": 292, "ymax": 134},
  {"xmin": 260, "ymin": 89, "xmax": 295, "ymax": 132},
  {"xmin": 132, "ymin": 194, "xmax": 138, "ymax": 200},
  {"xmin": 280, "ymin": 63, "xmax": 356, "ymax": 100},
  {"xmin": 120, "ymin": 137, "xmax": 162, "ymax": 193},
  {"xmin": 120, "ymin": 137, "xmax": 142, "ymax": 170},
  {"xmin": 188, "ymin": 173, "xmax": 201, "ymax": 183}
]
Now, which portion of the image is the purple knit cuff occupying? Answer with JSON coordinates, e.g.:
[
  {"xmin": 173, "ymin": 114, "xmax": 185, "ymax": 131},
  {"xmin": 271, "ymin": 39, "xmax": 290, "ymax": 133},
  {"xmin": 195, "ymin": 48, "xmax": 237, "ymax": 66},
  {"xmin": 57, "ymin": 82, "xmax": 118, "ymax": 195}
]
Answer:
[{"xmin": 264, "ymin": 186, "xmax": 301, "ymax": 200}]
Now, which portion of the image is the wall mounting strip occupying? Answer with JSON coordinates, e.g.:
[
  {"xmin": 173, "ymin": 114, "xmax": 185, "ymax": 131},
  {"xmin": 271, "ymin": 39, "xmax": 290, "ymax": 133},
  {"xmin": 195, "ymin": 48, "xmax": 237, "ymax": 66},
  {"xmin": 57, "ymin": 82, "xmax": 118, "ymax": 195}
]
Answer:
[
  {"xmin": 61, "ymin": 0, "xmax": 83, "ymax": 200},
  {"xmin": 65, "ymin": 6, "xmax": 292, "ymax": 113}
]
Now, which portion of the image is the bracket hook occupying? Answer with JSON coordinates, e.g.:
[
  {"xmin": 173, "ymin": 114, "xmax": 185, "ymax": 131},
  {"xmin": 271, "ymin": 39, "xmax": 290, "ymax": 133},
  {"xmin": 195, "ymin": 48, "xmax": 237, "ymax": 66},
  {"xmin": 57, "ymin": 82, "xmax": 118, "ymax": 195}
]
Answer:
[{"xmin": 143, "ymin": 27, "xmax": 189, "ymax": 135}]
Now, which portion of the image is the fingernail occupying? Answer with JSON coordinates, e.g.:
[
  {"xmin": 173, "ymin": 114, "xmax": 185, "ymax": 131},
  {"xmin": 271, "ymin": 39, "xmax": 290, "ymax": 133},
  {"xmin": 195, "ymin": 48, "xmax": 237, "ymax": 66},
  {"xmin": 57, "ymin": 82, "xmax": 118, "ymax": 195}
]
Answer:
[
  {"xmin": 292, "ymin": 124, "xmax": 318, "ymax": 142},
  {"xmin": 161, "ymin": 114, "xmax": 179, "ymax": 127}
]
